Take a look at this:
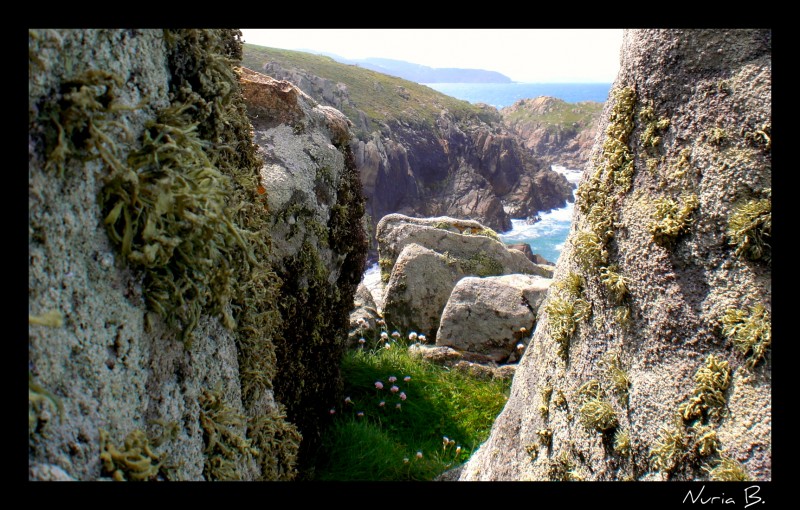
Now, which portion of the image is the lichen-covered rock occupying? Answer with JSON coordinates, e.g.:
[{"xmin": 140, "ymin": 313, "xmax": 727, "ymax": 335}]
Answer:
[
  {"xmin": 436, "ymin": 275, "xmax": 551, "ymax": 363},
  {"xmin": 347, "ymin": 282, "xmax": 381, "ymax": 343},
  {"xmin": 460, "ymin": 29, "xmax": 771, "ymax": 482},
  {"xmin": 29, "ymin": 29, "xmax": 366, "ymax": 481}
]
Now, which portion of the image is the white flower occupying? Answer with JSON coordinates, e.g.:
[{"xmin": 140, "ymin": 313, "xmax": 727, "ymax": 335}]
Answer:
[
  {"xmin": 344, "ymin": 396, "xmax": 352, "ymax": 404},
  {"xmin": 384, "ymin": 342, "xmax": 391, "ymax": 349},
  {"xmin": 418, "ymin": 334, "xmax": 427, "ymax": 343},
  {"xmin": 396, "ymin": 403, "xmax": 402, "ymax": 410},
  {"xmin": 391, "ymin": 331, "xmax": 401, "ymax": 338},
  {"xmin": 358, "ymin": 337, "xmax": 366, "ymax": 344},
  {"xmin": 408, "ymin": 332, "xmax": 418, "ymax": 340},
  {"xmin": 381, "ymin": 331, "xmax": 389, "ymax": 339},
  {"xmin": 403, "ymin": 457, "xmax": 409, "ymax": 464},
  {"xmin": 357, "ymin": 411, "xmax": 364, "ymax": 417},
  {"xmin": 329, "ymin": 408, "xmax": 335, "ymax": 415},
  {"xmin": 416, "ymin": 451, "xmax": 423, "ymax": 459},
  {"xmin": 517, "ymin": 343, "xmax": 525, "ymax": 351}
]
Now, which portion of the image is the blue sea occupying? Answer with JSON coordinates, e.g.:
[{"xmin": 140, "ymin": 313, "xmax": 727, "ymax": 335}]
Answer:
[
  {"xmin": 423, "ymin": 82, "xmax": 612, "ymax": 109},
  {"xmin": 424, "ymin": 82, "xmax": 610, "ymax": 264}
]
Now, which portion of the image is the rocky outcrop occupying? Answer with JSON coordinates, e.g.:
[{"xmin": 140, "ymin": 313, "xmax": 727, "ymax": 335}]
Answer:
[
  {"xmin": 436, "ymin": 275, "xmax": 552, "ymax": 363},
  {"xmin": 460, "ymin": 29, "xmax": 771, "ymax": 481},
  {"xmin": 28, "ymin": 30, "xmax": 366, "ymax": 481},
  {"xmin": 501, "ymin": 96, "xmax": 603, "ymax": 170},
  {"xmin": 244, "ymin": 50, "xmax": 574, "ymax": 256},
  {"xmin": 377, "ymin": 214, "xmax": 547, "ymax": 341}
]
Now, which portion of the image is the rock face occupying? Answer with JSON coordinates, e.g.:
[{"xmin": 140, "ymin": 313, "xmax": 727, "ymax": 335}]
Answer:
[
  {"xmin": 460, "ymin": 29, "xmax": 771, "ymax": 481},
  {"xmin": 244, "ymin": 52, "xmax": 574, "ymax": 255},
  {"xmin": 436, "ymin": 275, "xmax": 552, "ymax": 363},
  {"xmin": 28, "ymin": 30, "xmax": 366, "ymax": 480},
  {"xmin": 501, "ymin": 96, "xmax": 603, "ymax": 170},
  {"xmin": 377, "ymin": 214, "xmax": 549, "ymax": 341}
]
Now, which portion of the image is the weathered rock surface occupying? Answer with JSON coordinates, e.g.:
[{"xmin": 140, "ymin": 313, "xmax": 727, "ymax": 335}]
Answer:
[
  {"xmin": 408, "ymin": 344, "xmax": 518, "ymax": 381},
  {"xmin": 501, "ymin": 96, "xmax": 603, "ymax": 170},
  {"xmin": 378, "ymin": 214, "xmax": 549, "ymax": 340},
  {"xmin": 436, "ymin": 275, "xmax": 551, "ymax": 363},
  {"xmin": 460, "ymin": 29, "xmax": 771, "ymax": 482},
  {"xmin": 28, "ymin": 30, "xmax": 366, "ymax": 480},
  {"xmin": 347, "ymin": 283, "xmax": 381, "ymax": 343}
]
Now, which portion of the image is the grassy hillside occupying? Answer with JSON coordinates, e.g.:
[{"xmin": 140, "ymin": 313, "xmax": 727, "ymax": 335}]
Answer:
[
  {"xmin": 502, "ymin": 97, "xmax": 602, "ymax": 133},
  {"xmin": 242, "ymin": 44, "xmax": 492, "ymax": 128}
]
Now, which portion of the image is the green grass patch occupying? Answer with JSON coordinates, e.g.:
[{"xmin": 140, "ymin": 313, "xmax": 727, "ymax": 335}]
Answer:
[{"xmin": 311, "ymin": 336, "xmax": 510, "ymax": 480}]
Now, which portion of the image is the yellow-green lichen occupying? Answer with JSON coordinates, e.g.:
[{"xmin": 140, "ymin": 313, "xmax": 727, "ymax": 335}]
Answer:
[
  {"xmin": 525, "ymin": 443, "xmax": 539, "ymax": 461},
  {"xmin": 247, "ymin": 404, "xmax": 302, "ymax": 481},
  {"xmin": 199, "ymin": 387, "xmax": 258, "ymax": 481},
  {"xmin": 650, "ymin": 419, "xmax": 687, "ymax": 474},
  {"xmin": 647, "ymin": 194, "xmax": 699, "ymax": 245},
  {"xmin": 100, "ymin": 429, "xmax": 163, "ymax": 481},
  {"xmin": 571, "ymin": 230, "xmax": 608, "ymax": 270},
  {"xmin": 539, "ymin": 384, "xmax": 553, "ymax": 420},
  {"xmin": 545, "ymin": 295, "xmax": 590, "ymax": 361},
  {"xmin": 704, "ymin": 127, "xmax": 729, "ymax": 147},
  {"xmin": 727, "ymin": 192, "xmax": 771, "ymax": 262},
  {"xmin": 599, "ymin": 264, "xmax": 629, "ymax": 303},
  {"xmin": 577, "ymin": 379, "xmax": 618, "ymax": 432},
  {"xmin": 537, "ymin": 428, "xmax": 553, "ymax": 447},
  {"xmin": 689, "ymin": 423, "xmax": 720, "ymax": 458},
  {"xmin": 379, "ymin": 257, "xmax": 393, "ymax": 283},
  {"xmin": 547, "ymin": 451, "xmax": 583, "ymax": 481},
  {"xmin": 613, "ymin": 428, "xmax": 631, "ymax": 457},
  {"xmin": 28, "ymin": 310, "xmax": 64, "ymax": 327},
  {"xmin": 599, "ymin": 351, "xmax": 630, "ymax": 406},
  {"xmin": 704, "ymin": 454, "xmax": 750, "ymax": 481},
  {"xmin": 678, "ymin": 354, "xmax": 731, "ymax": 422},
  {"xmin": 722, "ymin": 304, "xmax": 771, "ymax": 368},
  {"xmin": 28, "ymin": 373, "xmax": 63, "ymax": 435},
  {"xmin": 638, "ymin": 101, "xmax": 670, "ymax": 153}
]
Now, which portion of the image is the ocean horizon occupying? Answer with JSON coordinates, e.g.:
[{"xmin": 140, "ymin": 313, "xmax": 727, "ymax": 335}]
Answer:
[{"xmin": 422, "ymin": 82, "xmax": 612, "ymax": 109}]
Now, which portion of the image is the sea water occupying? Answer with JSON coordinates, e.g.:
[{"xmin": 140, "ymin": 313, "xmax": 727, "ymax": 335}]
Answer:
[
  {"xmin": 499, "ymin": 166, "xmax": 582, "ymax": 265},
  {"xmin": 423, "ymin": 82, "xmax": 612, "ymax": 109}
]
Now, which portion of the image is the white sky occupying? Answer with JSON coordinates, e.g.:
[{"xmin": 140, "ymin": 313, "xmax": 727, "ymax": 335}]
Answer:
[{"xmin": 240, "ymin": 29, "xmax": 623, "ymax": 83}]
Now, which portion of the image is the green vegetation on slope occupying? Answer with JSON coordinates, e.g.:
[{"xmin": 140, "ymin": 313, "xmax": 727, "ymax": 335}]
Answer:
[
  {"xmin": 241, "ymin": 44, "xmax": 492, "ymax": 129},
  {"xmin": 502, "ymin": 97, "xmax": 603, "ymax": 134},
  {"xmin": 310, "ymin": 332, "xmax": 510, "ymax": 480}
]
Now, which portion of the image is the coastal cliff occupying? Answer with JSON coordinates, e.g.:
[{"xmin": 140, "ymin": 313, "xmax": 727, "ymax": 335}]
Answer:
[
  {"xmin": 241, "ymin": 46, "xmax": 573, "ymax": 255},
  {"xmin": 459, "ymin": 29, "xmax": 771, "ymax": 481},
  {"xmin": 501, "ymin": 96, "xmax": 603, "ymax": 170}
]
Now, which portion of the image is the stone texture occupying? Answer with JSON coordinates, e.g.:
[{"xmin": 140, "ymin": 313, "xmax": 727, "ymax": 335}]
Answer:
[
  {"xmin": 460, "ymin": 29, "xmax": 771, "ymax": 482},
  {"xmin": 378, "ymin": 214, "xmax": 549, "ymax": 341},
  {"xmin": 29, "ymin": 30, "xmax": 366, "ymax": 480},
  {"xmin": 436, "ymin": 275, "xmax": 551, "ymax": 363}
]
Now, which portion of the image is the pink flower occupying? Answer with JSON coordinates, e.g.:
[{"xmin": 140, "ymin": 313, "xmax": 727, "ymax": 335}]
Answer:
[
  {"xmin": 416, "ymin": 451, "xmax": 423, "ymax": 459},
  {"xmin": 329, "ymin": 408, "xmax": 335, "ymax": 415},
  {"xmin": 399, "ymin": 392, "xmax": 407, "ymax": 401},
  {"xmin": 379, "ymin": 401, "xmax": 385, "ymax": 407},
  {"xmin": 344, "ymin": 396, "xmax": 352, "ymax": 404},
  {"xmin": 375, "ymin": 381, "xmax": 384, "ymax": 390},
  {"xmin": 408, "ymin": 332, "xmax": 418, "ymax": 341},
  {"xmin": 403, "ymin": 457, "xmax": 409, "ymax": 464},
  {"xmin": 418, "ymin": 334, "xmax": 427, "ymax": 343},
  {"xmin": 384, "ymin": 342, "xmax": 391, "ymax": 349},
  {"xmin": 390, "ymin": 385, "xmax": 399, "ymax": 393},
  {"xmin": 357, "ymin": 411, "xmax": 364, "ymax": 417},
  {"xmin": 517, "ymin": 343, "xmax": 525, "ymax": 351},
  {"xmin": 380, "ymin": 332, "xmax": 389, "ymax": 340},
  {"xmin": 388, "ymin": 376, "xmax": 397, "ymax": 383},
  {"xmin": 392, "ymin": 331, "xmax": 401, "ymax": 338},
  {"xmin": 396, "ymin": 403, "xmax": 402, "ymax": 410},
  {"xmin": 358, "ymin": 337, "xmax": 366, "ymax": 345},
  {"xmin": 403, "ymin": 376, "xmax": 411, "ymax": 382}
]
